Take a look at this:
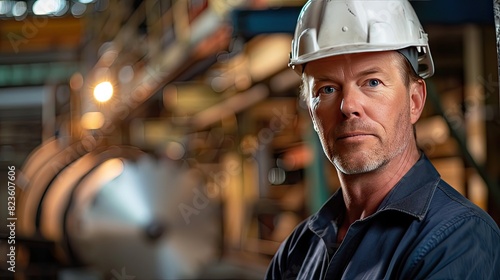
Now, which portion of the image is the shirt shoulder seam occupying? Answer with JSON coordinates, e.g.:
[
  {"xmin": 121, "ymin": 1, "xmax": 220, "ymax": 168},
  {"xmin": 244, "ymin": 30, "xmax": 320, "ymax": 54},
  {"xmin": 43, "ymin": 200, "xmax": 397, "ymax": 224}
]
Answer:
[{"xmin": 409, "ymin": 211, "xmax": 499, "ymax": 274}]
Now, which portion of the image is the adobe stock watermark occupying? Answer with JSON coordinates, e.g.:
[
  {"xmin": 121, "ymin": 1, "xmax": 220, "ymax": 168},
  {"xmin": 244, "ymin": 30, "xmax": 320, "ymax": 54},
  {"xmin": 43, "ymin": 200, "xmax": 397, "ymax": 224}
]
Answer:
[
  {"xmin": 110, "ymin": 267, "xmax": 135, "ymax": 280},
  {"xmin": 8, "ymin": 16, "xmax": 49, "ymax": 53},
  {"xmin": 444, "ymin": 73, "xmax": 499, "ymax": 131},
  {"xmin": 420, "ymin": 73, "xmax": 500, "ymax": 155},
  {"xmin": 178, "ymin": 105, "xmax": 297, "ymax": 224},
  {"xmin": 177, "ymin": 156, "xmax": 241, "ymax": 225},
  {"xmin": 254, "ymin": 106, "xmax": 297, "ymax": 152}
]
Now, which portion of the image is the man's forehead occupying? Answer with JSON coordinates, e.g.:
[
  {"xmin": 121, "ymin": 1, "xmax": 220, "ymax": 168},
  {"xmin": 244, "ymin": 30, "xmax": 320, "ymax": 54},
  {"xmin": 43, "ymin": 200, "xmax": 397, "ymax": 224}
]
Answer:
[
  {"xmin": 303, "ymin": 51, "xmax": 399, "ymax": 79},
  {"xmin": 311, "ymin": 51, "xmax": 398, "ymax": 66}
]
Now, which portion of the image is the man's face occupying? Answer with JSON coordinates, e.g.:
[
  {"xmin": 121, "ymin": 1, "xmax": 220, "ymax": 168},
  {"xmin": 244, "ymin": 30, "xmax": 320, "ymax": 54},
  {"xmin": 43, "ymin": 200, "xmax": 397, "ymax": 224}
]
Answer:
[{"xmin": 303, "ymin": 51, "xmax": 419, "ymax": 175}]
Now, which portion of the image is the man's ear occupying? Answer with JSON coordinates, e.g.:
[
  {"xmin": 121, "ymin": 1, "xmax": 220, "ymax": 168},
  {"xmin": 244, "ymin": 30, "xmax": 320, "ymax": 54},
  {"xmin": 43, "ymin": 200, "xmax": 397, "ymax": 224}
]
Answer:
[{"xmin": 410, "ymin": 79, "xmax": 427, "ymax": 124}]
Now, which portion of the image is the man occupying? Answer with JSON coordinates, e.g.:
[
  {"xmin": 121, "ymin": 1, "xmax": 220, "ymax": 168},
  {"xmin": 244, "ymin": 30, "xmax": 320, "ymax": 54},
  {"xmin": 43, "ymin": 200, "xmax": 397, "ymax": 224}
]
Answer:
[{"xmin": 266, "ymin": 0, "xmax": 500, "ymax": 279}]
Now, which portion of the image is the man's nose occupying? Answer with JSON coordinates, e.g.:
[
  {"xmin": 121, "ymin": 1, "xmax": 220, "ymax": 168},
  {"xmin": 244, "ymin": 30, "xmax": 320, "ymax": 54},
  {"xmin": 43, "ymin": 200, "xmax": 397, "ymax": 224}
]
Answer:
[{"xmin": 340, "ymin": 85, "xmax": 363, "ymax": 118}]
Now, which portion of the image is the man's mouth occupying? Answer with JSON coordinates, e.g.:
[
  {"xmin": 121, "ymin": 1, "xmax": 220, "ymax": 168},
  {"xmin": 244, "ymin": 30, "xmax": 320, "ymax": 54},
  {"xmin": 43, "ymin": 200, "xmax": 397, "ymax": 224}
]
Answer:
[{"xmin": 336, "ymin": 132, "xmax": 374, "ymax": 141}]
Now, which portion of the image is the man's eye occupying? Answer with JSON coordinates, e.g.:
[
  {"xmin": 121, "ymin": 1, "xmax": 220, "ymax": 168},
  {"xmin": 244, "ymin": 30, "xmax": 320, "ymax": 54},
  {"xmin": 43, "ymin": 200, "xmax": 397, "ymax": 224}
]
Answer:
[
  {"xmin": 367, "ymin": 79, "xmax": 381, "ymax": 87},
  {"xmin": 318, "ymin": 86, "xmax": 336, "ymax": 95}
]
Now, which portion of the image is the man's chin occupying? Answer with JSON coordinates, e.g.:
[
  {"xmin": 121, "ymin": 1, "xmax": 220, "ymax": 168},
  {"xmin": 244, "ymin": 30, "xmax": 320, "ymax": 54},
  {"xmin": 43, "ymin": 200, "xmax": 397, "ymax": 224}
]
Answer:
[{"xmin": 333, "ymin": 157, "xmax": 384, "ymax": 175}]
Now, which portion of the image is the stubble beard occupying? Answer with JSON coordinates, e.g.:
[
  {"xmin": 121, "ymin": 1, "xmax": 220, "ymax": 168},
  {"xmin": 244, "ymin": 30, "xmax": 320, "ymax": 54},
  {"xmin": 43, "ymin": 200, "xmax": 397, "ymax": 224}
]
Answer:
[
  {"xmin": 329, "ymin": 110, "xmax": 412, "ymax": 175},
  {"xmin": 333, "ymin": 146, "xmax": 389, "ymax": 175}
]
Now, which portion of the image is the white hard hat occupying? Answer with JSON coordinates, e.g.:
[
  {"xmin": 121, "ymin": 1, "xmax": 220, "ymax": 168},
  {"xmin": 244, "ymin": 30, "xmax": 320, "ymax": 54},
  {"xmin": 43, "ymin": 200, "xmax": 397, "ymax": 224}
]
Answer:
[{"xmin": 290, "ymin": 0, "xmax": 434, "ymax": 78}]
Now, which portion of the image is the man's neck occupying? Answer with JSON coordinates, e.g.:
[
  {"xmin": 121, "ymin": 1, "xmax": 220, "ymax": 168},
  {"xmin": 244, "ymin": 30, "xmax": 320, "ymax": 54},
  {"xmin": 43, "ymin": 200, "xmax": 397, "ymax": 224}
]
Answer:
[{"xmin": 338, "ymin": 146, "xmax": 421, "ymax": 226}]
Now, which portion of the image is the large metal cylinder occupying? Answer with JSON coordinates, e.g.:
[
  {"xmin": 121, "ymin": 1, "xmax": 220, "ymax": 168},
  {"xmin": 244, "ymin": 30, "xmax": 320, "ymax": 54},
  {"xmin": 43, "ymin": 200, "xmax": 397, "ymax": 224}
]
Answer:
[{"xmin": 15, "ymin": 138, "xmax": 221, "ymax": 279}]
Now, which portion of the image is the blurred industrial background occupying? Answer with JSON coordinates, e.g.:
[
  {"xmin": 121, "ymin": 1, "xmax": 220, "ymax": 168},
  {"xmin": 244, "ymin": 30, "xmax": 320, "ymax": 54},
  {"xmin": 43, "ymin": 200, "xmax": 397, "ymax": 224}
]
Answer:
[{"xmin": 0, "ymin": 0, "xmax": 499, "ymax": 279}]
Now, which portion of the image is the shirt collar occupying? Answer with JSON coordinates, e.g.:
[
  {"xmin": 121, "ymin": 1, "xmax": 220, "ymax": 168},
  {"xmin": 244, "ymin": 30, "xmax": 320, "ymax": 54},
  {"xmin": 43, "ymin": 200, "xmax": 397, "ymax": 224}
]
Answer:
[
  {"xmin": 308, "ymin": 153, "xmax": 441, "ymax": 235},
  {"xmin": 377, "ymin": 153, "xmax": 441, "ymax": 220}
]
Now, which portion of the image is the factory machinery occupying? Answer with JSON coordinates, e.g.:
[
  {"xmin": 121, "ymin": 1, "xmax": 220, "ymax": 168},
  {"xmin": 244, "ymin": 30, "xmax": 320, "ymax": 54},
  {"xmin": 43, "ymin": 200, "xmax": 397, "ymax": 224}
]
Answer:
[
  {"xmin": 0, "ymin": 1, "xmax": 304, "ymax": 278},
  {"xmin": 1, "ymin": 1, "xmax": 499, "ymax": 279},
  {"xmin": 3, "ymin": 136, "xmax": 229, "ymax": 279}
]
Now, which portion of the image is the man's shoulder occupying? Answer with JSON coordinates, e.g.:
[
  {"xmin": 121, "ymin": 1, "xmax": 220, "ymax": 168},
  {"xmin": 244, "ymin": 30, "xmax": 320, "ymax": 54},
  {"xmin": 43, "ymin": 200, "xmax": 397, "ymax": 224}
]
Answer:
[
  {"xmin": 427, "ymin": 179, "xmax": 500, "ymax": 236},
  {"xmin": 398, "ymin": 178, "xmax": 500, "ymax": 279}
]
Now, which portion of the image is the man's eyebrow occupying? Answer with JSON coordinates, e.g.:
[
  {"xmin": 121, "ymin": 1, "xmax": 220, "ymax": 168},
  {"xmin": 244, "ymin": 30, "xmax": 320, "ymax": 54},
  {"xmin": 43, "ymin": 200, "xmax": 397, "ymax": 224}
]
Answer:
[
  {"xmin": 311, "ymin": 67, "xmax": 387, "ymax": 82},
  {"xmin": 312, "ymin": 75, "xmax": 340, "ymax": 83},
  {"xmin": 357, "ymin": 67, "xmax": 386, "ymax": 77},
  {"xmin": 313, "ymin": 77, "xmax": 335, "ymax": 83}
]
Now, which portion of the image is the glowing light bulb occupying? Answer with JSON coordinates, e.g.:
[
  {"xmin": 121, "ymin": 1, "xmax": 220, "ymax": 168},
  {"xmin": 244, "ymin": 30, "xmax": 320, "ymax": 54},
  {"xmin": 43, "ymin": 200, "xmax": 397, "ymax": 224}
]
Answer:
[{"xmin": 93, "ymin": 81, "xmax": 113, "ymax": 102}]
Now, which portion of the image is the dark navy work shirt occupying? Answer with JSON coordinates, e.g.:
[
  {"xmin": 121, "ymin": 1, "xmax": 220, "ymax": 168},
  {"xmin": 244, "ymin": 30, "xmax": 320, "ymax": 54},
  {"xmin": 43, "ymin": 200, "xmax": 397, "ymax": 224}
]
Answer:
[{"xmin": 266, "ymin": 155, "xmax": 500, "ymax": 279}]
